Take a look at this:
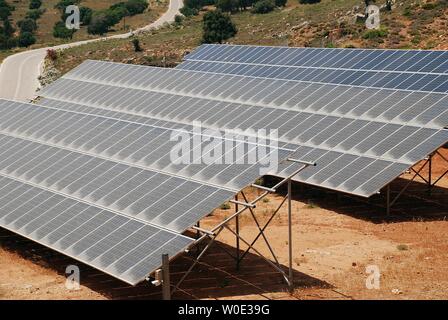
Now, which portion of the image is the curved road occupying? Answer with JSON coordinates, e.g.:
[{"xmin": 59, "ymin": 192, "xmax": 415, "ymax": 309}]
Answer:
[{"xmin": 0, "ymin": 0, "xmax": 183, "ymax": 102}]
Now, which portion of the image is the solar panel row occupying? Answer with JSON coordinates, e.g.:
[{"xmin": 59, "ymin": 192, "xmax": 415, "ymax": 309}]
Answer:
[
  {"xmin": 177, "ymin": 60, "xmax": 448, "ymax": 93},
  {"xmin": 0, "ymin": 99, "xmax": 288, "ymax": 232},
  {"xmin": 38, "ymin": 97, "xmax": 414, "ymax": 197},
  {"xmin": 185, "ymin": 45, "xmax": 448, "ymax": 74},
  {"xmin": 0, "ymin": 172, "xmax": 193, "ymax": 285},
  {"xmin": 0, "ymin": 95, "xmax": 294, "ymax": 285},
  {"xmin": 38, "ymin": 61, "xmax": 448, "ymax": 197}
]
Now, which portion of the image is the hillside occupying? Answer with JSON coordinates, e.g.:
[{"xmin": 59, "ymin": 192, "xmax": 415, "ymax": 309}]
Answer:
[
  {"xmin": 50, "ymin": 0, "xmax": 448, "ymax": 76},
  {"xmin": 0, "ymin": 0, "xmax": 168, "ymax": 62}
]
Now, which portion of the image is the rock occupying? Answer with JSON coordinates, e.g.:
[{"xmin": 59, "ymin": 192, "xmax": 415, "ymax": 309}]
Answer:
[
  {"xmin": 291, "ymin": 21, "xmax": 309, "ymax": 31},
  {"xmin": 391, "ymin": 288, "xmax": 403, "ymax": 295}
]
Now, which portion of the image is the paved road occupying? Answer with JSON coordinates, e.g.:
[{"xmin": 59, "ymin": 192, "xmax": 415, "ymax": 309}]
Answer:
[{"xmin": 0, "ymin": 0, "xmax": 183, "ymax": 102}]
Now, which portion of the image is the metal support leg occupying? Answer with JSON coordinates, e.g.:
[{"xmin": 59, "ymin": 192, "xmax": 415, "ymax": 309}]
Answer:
[
  {"xmin": 386, "ymin": 184, "xmax": 391, "ymax": 216},
  {"xmin": 235, "ymin": 194, "xmax": 240, "ymax": 271},
  {"xmin": 162, "ymin": 254, "xmax": 171, "ymax": 300},
  {"xmin": 428, "ymin": 154, "xmax": 433, "ymax": 195},
  {"xmin": 288, "ymin": 179, "xmax": 294, "ymax": 293}
]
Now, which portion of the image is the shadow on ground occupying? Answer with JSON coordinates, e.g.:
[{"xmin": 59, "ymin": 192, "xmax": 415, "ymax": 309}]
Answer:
[
  {"xmin": 0, "ymin": 229, "xmax": 331, "ymax": 300},
  {"xmin": 267, "ymin": 175, "xmax": 448, "ymax": 224}
]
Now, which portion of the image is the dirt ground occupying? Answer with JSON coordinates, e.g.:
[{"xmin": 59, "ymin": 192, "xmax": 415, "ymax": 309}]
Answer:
[{"xmin": 1, "ymin": 149, "xmax": 448, "ymax": 300}]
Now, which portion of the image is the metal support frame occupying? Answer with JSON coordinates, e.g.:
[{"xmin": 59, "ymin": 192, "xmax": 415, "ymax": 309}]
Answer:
[
  {"xmin": 385, "ymin": 150, "xmax": 448, "ymax": 214},
  {"xmin": 162, "ymin": 254, "xmax": 171, "ymax": 300},
  {"xmin": 169, "ymin": 159, "xmax": 316, "ymax": 297},
  {"xmin": 235, "ymin": 195, "xmax": 240, "ymax": 270}
]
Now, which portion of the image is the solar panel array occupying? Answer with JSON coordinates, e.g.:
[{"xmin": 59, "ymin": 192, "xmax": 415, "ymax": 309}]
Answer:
[
  {"xmin": 0, "ymin": 98, "xmax": 290, "ymax": 285},
  {"xmin": 38, "ymin": 60, "xmax": 448, "ymax": 197},
  {"xmin": 179, "ymin": 45, "xmax": 448, "ymax": 93}
]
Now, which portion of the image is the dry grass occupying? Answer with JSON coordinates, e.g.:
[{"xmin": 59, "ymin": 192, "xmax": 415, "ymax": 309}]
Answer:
[{"xmin": 0, "ymin": 0, "xmax": 168, "ymax": 60}]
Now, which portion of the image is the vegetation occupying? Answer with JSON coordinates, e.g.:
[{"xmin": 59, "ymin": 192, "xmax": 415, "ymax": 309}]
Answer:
[
  {"xmin": 53, "ymin": 21, "xmax": 75, "ymax": 39},
  {"xmin": 50, "ymin": 0, "xmax": 448, "ymax": 76},
  {"xmin": 0, "ymin": 0, "xmax": 15, "ymax": 49},
  {"xmin": 202, "ymin": 9, "xmax": 237, "ymax": 44},
  {"xmin": 18, "ymin": 31, "xmax": 36, "ymax": 47},
  {"xmin": 29, "ymin": 0, "xmax": 42, "ymax": 10},
  {"xmin": 131, "ymin": 37, "xmax": 142, "ymax": 51},
  {"xmin": 86, "ymin": 0, "xmax": 149, "ymax": 35},
  {"xmin": 18, "ymin": 18, "xmax": 37, "ymax": 33},
  {"xmin": 251, "ymin": 0, "xmax": 275, "ymax": 14},
  {"xmin": 220, "ymin": 202, "xmax": 231, "ymax": 210},
  {"xmin": 362, "ymin": 27, "xmax": 388, "ymax": 39}
]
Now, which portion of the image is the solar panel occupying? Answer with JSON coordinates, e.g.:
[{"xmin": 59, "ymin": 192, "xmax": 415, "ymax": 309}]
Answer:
[
  {"xmin": 0, "ymin": 97, "xmax": 293, "ymax": 285},
  {"xmin": 0, "ymin": 173, "xmax": 193, "ymax": 285},
  {"xmin": 185, "ymin": 45, "xmax": 448, "ymax": 74},
  {"xmin": 179, "ymin": 45, "xmax": 448, "ymax": 93},
  {"xmin": 38, "ymin": 60, "xmax": 448, "ymax": 197}
]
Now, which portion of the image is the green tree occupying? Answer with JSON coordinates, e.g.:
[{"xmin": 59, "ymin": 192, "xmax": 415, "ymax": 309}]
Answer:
[
  {"xmin": 18, "ymin": 18, "xmax": 37, "ymax": 33},
  {"xmin": 53, "ymin": 21, "xmax": 75, "ymax": 39},
  {"xmin": 275, "ymin": 0, "xmax": 287, "ymax": 7},
  {"xmin": 2, "ymin": 18, "xmax": 14, "ymax": 37},
  {"xmin": 252, "ymin": 0, "xmax": 275, "ymax": 13},
  {"xmin": 80, "ymin": 7, "xmax": 93, "ymax": 25},
  {"xmin": 124, "ymin": 0, "xmax": 148, "ymax": 15},
  {"xmin": 0, "ymin": 7, "xmax": 12, "ymax": 21},
  {"xmin": 184, "ymin": 0, "xmax": 203, "ymax": 9},
  {"xmin": 216, "ymin": 0, "xmax": 239, "ymax": 13},
  {"xmin": 87, "ymin": 11, "xmax": 111, "ymax": 35},
  {"xmin": 18, "ymin": 31, "xmax": 36, "ymax": 47},
  {"xmin": 299, "ymin": 0, "xmax": 320, "ymax": 3},
  {"xmin": 29, "ymin": 0, "xmax": 42, "ymax": 10},
  {"xmin": 202, "ymin": 9, "xmax": 237, "ymax": 44},
  {"xmin": 26, "ymin": 9, "xmax": 45, "ymax": 20},
  {"xmin": 180, "ymin": 6, "xmax": 198, "ymax": 17}
]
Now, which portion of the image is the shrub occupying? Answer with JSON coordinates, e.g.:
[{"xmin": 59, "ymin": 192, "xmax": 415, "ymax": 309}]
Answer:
[
  {"xmin": 362, "ymin": 27, "xmax": 388, "ymax": 39},
  {"xmin": 174, "ymin": 14, "xmax": 184, "ymax": 25},
  {"xmin": 124, "ymin": 0, "xmax": 148, "ymax": 15},
  {"xmin": 29, "ymin": 0, "xmax": 42, "ymax": 10},
  {"xmin": 46, "ymin": 49, "xmax": 58, "ymax": 61},
  {"xmin": 80, "ymin": 6, "xmax": 93, "ymax": 25},
  {"xmin": 131, "ymin": 38, "xmax": 142, "ymax": 51},
  {"xmin": 18, "ymin": 31, "xmax": 36, "ymax": 47},
  {"xmin": 53, "ymin": 21, "xmax": 75, "ymax": 38},
  {"xmin": 87, "ymin": 11, "xmax": 111, "ymax": 35},
  {"xmin": 275, "ymin": 0, "xmax": 287, "ymax": 6},
  {"xmin": 55, "ymin": 0, "xmax": 79, "ymax": 11},
  {"xmin": 26, "ymin": 8, "xmax": 45, "ymax": 20},
  {"xmin": 1, "ymin": 18, "xmax": 14, "ymax": 37},
  {"xmin": 180, "ymin": 6, "xmax": 198, "ymax": 17},
  {"xmin": 202, "ymin": 9, "xmax": 237, "ymax": 44},
  {"xmin": 252, "ymin": 0, "xmax": 275, "ymax": 14},
  {"xmin": 216, "ymin": 0, "xmax": 239, "ymax": 13},
  {"xmin": 184, "ymin": 0, "xmax": 203, "ymax": 9},
  {"xmin": 18, "ymin": 18, "xmax": 37, "ymax": 33},
  {"xmin": 299, "ymin": 0, "xmax": 320, "ymax": 4},
  {"xmin": 220, "ymin": 202, "xmax": 231, "ymax": 210}
]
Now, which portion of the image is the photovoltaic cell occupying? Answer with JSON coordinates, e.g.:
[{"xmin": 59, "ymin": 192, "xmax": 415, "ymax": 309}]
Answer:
[
  {"xmin": 0, "ymin": 174, "xmax": 193, "ymax": 286},
  {"xmin": 179, "ymin": 45, "xmax": 448, "ymax": 93},
  {"xmin": 37, "ymin": 60, "xmax": 448, "ymax": 198},
  {"xmin": 0, "ymin": 96, "xmax": 292, "ymax": 285}
]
